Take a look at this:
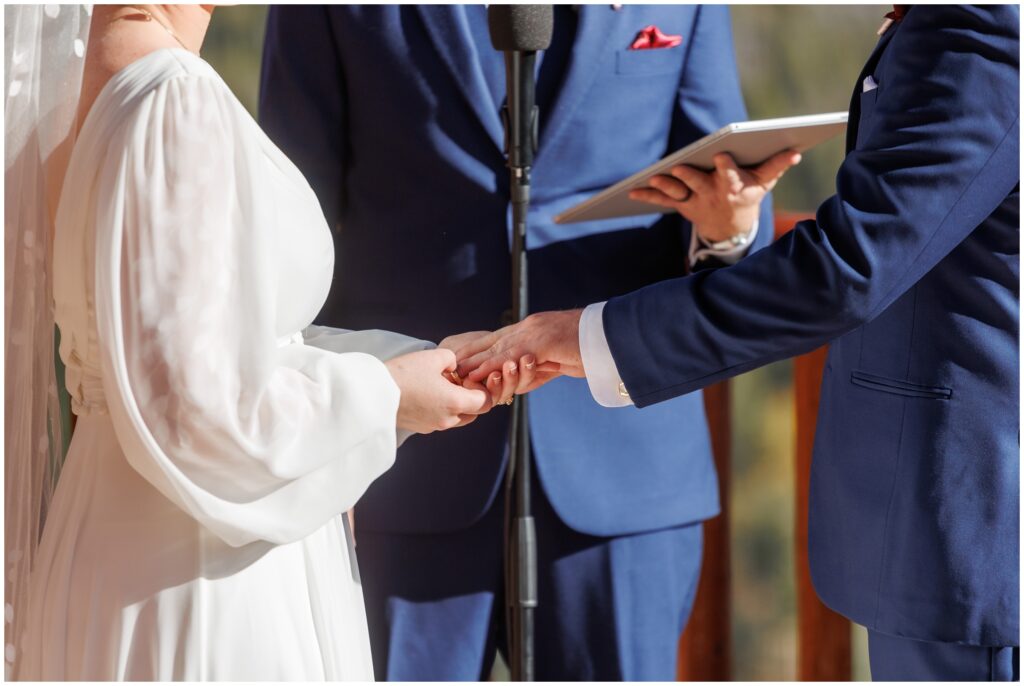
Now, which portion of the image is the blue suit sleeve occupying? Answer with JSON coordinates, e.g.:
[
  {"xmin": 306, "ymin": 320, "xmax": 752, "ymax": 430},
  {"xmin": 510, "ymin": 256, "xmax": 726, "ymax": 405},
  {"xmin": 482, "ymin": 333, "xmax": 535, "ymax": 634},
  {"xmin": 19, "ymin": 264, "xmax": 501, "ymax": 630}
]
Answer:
[
  {"xmin": 259, "ymin": 6, "xmax": 347, "ymax": 229},
  {"xmin": 671, "ymin": 5, "xmax": 774, "ymax": 259},
  {"xmin": 604, "ymin": 5, "xmax": 1019, "ymax": 407}
]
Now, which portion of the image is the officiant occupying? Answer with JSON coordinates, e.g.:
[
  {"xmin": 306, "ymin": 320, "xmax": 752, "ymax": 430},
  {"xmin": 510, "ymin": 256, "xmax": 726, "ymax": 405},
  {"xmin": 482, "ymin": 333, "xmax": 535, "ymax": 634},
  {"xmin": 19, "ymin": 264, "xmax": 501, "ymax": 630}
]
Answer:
[{"xmin": 259, "ymin": 5, "xmax": 792, "ymax": 680}]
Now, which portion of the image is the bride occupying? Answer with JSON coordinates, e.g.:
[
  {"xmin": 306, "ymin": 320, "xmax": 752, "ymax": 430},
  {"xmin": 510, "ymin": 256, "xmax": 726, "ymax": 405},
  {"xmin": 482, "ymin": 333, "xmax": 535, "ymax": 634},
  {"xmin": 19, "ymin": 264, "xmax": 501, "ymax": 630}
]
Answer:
[{"xmin": 5, "ymin": 5, "xmax": 536, "ymax": 680}]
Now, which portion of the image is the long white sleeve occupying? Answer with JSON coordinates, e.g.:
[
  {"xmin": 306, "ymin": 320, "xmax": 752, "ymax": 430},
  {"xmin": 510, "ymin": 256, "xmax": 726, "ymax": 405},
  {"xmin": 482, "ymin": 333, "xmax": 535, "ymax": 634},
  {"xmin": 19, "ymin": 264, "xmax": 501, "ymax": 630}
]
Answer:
[
  {"xmin": 93, "ymin": 73, "xmax": 401, "ymax": 547},
  {"xmin": 302, "ymin": 325, "xmax": 435, "ymax": 446},
  {"xmin": 302, "ymin": 325, "xmax": 433, "ymax": 360}
]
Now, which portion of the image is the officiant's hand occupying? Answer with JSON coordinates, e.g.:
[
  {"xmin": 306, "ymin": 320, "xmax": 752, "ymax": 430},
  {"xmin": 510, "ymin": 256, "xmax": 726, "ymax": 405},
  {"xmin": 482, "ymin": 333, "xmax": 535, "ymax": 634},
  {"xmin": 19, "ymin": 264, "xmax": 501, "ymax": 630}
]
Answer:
[
  {"xmin": 628, "ymin": 150, "xmax": 801, "ymax": 243},
  {"xmin": 452, "ymin": 310, "xmax": 585, "ymax": 388}
]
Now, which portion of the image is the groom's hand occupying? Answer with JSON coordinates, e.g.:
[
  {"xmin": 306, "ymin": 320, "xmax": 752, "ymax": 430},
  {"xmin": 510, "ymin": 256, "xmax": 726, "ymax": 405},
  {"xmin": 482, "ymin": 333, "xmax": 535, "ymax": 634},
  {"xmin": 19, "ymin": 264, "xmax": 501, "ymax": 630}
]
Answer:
[
  {"xmin": 441, "ymin": 330, "xmax": 555, "ymax": 403},
  {"xmin": 454, "ymin": 310, "xmax": 585, "ymax": 386},
  {"xmin": 439, "ymin": 331, "xmax": 494, "ymax": 354}
]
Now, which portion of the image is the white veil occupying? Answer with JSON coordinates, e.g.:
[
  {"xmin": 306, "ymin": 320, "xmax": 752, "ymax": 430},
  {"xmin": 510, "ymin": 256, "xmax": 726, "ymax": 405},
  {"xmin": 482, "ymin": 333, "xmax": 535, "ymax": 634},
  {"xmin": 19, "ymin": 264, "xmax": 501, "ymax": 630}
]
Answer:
[{"xmin": 4, "ymin": 4, "xmax": 90, "ymax": 677}]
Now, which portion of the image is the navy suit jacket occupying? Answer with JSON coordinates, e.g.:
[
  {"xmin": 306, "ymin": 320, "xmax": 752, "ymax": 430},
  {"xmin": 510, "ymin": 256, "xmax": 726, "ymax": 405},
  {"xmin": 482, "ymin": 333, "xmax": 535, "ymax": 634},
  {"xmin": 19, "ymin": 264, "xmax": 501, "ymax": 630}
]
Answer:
[
  {"xmin": 260, "ymin": 5, "xmax": 772, "ymax": 537},
  {"xmin": 603, "ymin": 6, "xmax": 1019, "ymax": 645}
]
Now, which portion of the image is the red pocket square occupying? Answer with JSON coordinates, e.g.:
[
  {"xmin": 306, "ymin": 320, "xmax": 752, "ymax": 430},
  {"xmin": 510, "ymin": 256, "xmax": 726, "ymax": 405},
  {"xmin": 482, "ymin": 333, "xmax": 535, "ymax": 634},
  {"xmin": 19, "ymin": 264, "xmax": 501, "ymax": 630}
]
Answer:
[{"xmin": 630, "ymin": 25, "xmax": 683, "ymax": 50}]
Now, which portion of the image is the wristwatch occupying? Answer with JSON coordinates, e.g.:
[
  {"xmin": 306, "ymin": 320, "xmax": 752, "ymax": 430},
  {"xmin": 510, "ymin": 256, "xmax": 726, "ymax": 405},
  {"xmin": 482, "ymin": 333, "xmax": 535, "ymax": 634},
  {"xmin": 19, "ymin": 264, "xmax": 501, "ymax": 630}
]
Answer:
[{"xmin": 698, "ymin": 225, "xmax": 754, "ymax": 252}]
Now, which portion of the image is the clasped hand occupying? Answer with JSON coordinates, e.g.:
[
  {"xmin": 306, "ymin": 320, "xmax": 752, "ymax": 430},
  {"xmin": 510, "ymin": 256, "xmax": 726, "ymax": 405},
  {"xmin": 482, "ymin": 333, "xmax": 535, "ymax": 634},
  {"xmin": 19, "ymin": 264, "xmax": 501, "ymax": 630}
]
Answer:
[
  {"xmin": 383, "ymin": 341, "xmax": 555, "ymax": 435},
  {"xmin": 444, "ymin": 310, "xmax": 585, "ymax": 396}
]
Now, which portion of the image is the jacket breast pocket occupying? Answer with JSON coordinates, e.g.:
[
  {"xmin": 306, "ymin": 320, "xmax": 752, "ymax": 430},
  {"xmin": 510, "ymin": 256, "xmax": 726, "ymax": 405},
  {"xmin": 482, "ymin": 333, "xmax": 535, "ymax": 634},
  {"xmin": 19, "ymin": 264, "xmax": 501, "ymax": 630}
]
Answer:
[
  {"xmin": 850, "ymin": 370, "xmax": 952, "ymax": 400},
  {"xmin": 615, "ymin": 48, "xmax": 683, "ymax": 77}
]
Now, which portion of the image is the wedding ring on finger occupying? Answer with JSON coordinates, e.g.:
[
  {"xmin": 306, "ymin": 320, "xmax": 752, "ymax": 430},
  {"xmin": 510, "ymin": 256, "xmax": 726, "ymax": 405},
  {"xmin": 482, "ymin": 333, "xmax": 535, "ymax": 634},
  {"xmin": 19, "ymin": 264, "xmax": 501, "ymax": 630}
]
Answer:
[{"xmin": 502, "ymin": 397, "xmax": 513, "ymax": 406}]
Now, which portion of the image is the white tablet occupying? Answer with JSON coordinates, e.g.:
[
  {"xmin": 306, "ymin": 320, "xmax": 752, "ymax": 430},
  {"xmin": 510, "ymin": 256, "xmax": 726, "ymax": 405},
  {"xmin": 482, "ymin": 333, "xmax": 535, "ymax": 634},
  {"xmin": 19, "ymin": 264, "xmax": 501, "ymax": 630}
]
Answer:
[{"xmin": 554, "ymin": 112, "xmax": 848, "ymax": 224}]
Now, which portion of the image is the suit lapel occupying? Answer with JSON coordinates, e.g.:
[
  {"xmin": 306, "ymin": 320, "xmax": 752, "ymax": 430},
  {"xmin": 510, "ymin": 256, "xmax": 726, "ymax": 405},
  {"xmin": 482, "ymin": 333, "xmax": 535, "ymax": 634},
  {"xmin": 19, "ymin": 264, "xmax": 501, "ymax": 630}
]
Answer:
[
  {"xmin": 535, "ymin": 6, "xmax": 620, "ymax": 163},
  {"xmin": 416, "ymin": 5, "xmax": 505, "ymax": 153},
  {"xmin": 846, "ymin": 23, "xmax": 899, "ymax": 152}
]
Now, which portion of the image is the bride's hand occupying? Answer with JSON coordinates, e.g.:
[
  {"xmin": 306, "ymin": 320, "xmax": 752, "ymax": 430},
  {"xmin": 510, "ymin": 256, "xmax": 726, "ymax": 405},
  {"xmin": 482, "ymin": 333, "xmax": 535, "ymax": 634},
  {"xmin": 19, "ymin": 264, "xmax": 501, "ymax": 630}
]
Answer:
[
  {"xmin": 441, "ymin": 331, "xmax": 558, "ymax": 401},
  {"xmin": 385, "ymin": 349, "xmax": 490, "ymax": 433},
  {"xmin": 462, "ymin": 355, "xmax": 539, "ymax": 407}
]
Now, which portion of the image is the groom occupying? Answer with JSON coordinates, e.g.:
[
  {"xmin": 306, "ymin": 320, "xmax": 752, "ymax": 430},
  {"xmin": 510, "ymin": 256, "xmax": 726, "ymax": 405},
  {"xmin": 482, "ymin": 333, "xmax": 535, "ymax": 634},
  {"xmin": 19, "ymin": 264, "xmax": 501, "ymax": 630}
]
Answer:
[
  {"xmin": 456, "ymin": 5, "xmax": 1020, "ymax": 681},
  {"xmin": 259, "ymin": 5, "xmax": 784, "ymax": 680}
]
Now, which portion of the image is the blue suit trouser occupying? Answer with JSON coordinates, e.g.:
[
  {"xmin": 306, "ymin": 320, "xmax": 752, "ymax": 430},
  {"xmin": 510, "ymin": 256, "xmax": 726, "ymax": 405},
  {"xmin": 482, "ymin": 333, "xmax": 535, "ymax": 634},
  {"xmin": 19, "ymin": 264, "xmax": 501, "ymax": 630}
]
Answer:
[{"xmin": 356, "ymin": 471, "xmax": 704, "ymax": 680}]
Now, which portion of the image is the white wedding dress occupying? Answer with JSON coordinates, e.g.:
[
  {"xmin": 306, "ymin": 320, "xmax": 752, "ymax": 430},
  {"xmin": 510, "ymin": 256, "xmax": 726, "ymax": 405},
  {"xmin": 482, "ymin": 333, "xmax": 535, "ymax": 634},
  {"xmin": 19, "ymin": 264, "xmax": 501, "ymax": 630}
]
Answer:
[{"xmin": 17, "ymin": 49, "xmax": 427, "ymax": 680}]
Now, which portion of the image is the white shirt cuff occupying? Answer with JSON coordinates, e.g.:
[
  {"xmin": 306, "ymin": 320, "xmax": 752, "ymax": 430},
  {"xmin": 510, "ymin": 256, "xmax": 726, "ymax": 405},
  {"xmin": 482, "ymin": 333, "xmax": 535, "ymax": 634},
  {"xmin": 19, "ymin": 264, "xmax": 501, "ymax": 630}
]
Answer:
[
  {"xmin": 578, "ymin": 302, "xmax": 634, "ymax": 408},
  {"xmin": 688, "ymin": 217, "xmax": 759, "ymax": 268}
]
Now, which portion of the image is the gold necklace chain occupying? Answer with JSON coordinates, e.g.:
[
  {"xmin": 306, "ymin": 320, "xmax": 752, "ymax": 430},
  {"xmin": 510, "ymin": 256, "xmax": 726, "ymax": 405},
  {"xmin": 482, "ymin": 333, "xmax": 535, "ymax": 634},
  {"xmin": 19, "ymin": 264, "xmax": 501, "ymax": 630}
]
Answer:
[{"xmin": 116, "ymin": 6, "xmax": 197, "ymax": 55}]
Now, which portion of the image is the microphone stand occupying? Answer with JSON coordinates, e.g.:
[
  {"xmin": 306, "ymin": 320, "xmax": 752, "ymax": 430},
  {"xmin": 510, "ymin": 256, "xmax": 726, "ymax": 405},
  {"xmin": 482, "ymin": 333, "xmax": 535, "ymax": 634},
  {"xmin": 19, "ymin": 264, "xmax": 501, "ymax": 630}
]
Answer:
[{"xmin": 501, "ymin": 49, "xmax": 539, "ymax": 682}]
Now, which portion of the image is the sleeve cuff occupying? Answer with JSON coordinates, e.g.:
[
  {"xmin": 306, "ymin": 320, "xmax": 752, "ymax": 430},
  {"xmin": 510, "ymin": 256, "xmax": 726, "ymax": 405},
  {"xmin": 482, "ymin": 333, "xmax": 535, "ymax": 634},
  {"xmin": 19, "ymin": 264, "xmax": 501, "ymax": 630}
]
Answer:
[
  {"xmin": 578, "ymin": 302, "xmax": 634, "ymax": 408},
  {"xmin": 689, "ymin": 217, "xmax": 759, "ymax": 268}
]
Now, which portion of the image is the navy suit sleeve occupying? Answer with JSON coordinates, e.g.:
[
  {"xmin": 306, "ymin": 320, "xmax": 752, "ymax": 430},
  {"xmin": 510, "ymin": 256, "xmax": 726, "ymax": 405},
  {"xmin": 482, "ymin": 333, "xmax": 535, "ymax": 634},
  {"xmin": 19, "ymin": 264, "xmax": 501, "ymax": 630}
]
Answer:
[
  {"xmin": 259, "ymin": 6, "xmax": 347, "ymax": 229},
  {"xmin": 671, "ymin": 5, "xmax": 774, "ymax": 261},
  {"xmin": 604, "ymin": 5, "xmax": 1019, "ymax": 407}
]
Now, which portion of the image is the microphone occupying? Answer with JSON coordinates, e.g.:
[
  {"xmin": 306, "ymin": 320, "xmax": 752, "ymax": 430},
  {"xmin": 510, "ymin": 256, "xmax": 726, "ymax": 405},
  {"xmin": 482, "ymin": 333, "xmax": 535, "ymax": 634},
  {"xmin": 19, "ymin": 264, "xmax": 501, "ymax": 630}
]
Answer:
[
  {"xmin": 487, "ymin": 5, "xmax": 553, "ymax": 682},
  {"xmin": 488, "ymin": 5, "xmax": 554, "ymax": 171}
]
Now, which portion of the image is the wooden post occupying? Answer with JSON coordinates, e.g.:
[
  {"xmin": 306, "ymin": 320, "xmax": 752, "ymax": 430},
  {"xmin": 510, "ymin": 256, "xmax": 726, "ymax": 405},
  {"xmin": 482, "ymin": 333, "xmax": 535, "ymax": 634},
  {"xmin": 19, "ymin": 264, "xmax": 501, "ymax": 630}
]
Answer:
[
  {"xmin": 775, "ymin": 213, "xmax": 852, "ymax": 681},
  {"xmin": 793, "ymin": 347, "xmax": 851, "ymax": 680},
  {"xmin": 677, "ymin": 381, "xmax": 732, "ymax": 680}
]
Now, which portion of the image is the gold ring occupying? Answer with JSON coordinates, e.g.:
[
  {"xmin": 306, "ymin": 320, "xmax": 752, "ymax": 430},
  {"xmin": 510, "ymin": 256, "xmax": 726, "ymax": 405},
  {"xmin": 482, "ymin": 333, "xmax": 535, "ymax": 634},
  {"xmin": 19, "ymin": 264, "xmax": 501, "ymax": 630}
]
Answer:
[
  {"xmin": 449, "ymin": 370, "xmax": 461, "ymax": 382},
  {"xmin": 502, "ymin": 397, "xmax": 513, "ymax": 406}
]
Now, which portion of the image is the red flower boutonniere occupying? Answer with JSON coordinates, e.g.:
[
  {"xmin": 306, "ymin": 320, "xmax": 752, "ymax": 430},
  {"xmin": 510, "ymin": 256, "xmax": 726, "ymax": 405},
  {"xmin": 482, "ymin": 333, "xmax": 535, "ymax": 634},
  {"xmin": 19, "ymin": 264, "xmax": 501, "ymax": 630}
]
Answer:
[
  {"xmin": 878, "ymin": 5, "xmax": 911, "ymax": 36},
  {"xmin": 886, "ymin": 5, "xmax": 910, "ymax": 21}
]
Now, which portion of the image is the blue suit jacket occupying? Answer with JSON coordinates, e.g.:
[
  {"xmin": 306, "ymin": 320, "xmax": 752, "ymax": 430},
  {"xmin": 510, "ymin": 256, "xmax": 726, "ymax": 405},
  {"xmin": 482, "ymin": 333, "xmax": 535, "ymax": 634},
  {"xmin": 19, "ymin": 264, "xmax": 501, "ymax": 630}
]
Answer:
[
  {"xmin": 260, "ymin": 5, "xmax": 771, "ymax": 537},
  {"xmin": 603, "ymin": 6, "xmax": 1019, "ymax": 646}
]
